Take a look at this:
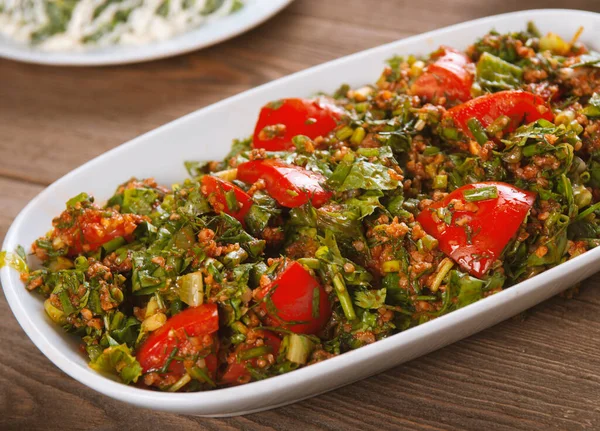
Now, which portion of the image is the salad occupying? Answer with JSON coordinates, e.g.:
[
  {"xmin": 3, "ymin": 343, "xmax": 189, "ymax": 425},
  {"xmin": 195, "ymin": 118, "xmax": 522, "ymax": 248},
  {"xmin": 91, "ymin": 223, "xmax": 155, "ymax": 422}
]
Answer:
[
  {"xmin": 0, "ymin": 0, "xmax": 243, "ymax": 50},
  {"xmin": 3, "ymin": 22, "xmax": 600, "ymax": 392}
]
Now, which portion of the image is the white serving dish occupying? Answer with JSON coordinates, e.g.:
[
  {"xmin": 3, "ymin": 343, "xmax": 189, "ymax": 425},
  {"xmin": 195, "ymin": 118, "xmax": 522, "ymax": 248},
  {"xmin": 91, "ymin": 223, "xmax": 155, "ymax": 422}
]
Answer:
[
  {"xmin": 2, "ymin": 9, "xmax": 600, "ymax": 417},
  {"xmin": 0, "ymin": 0, "xmax": 293, "ymax": 66}
]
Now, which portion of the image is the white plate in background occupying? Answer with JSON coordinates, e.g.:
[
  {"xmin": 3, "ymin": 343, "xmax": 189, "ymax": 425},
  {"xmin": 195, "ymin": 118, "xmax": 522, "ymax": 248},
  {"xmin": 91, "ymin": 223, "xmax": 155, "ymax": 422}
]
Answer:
[
  {"xmin": 0, "ymin": 0, "xmax": 293, "ymax": 66},
  {"xmin": 2, "ymin": 9, "xmax": 600, "ymax": 417}
]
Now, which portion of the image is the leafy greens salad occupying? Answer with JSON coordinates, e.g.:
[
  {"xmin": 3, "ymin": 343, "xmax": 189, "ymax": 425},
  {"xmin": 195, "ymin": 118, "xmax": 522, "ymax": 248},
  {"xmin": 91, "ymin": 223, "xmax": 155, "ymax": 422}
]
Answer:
[{"xmin": 3, "ymin": 23, "xmax": 600, "ymax": 392}]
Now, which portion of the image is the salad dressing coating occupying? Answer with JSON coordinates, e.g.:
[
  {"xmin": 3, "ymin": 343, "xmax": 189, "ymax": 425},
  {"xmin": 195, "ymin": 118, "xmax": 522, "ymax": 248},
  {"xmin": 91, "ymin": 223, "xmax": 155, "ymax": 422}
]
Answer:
[{"xmin": 4, "ymin": 23, "xmax": 600, "ymax": 391}]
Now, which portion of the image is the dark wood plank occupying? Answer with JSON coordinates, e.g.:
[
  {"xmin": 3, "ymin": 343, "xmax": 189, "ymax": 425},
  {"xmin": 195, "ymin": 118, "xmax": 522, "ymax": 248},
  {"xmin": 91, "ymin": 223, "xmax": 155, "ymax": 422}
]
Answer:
[{"xmin": 2, "ymin": 1, "xmax": 600, "ymax": 430}]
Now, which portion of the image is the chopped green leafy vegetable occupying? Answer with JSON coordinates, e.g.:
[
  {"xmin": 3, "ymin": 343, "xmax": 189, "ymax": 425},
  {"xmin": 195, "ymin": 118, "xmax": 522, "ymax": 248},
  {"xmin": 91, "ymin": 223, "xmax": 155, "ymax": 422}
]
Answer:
[
  {"xmin": 89, "ymin": 344, "xmax": 143, "ymax": 384},
  {"xmin": 9, "ymin": 22, "xmax": 600, "ymax": 393}
]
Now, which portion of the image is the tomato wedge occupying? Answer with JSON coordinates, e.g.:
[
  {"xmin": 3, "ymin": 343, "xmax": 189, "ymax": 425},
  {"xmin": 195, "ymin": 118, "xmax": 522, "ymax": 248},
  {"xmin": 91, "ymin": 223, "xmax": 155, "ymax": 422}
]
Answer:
[
  {"xmin": 445, "ymin": 90, "xmax": 554, "ymax": 139},
  {"xmin": 255, "ymin": 261, "xmax": 331, "ymax": 334},
  {"xmin": 219, "ymin": 330, "xmax": 281, "ymax": 386},
  {"xmin": 237, "ymin": 159, "xmax": 332, "ymax": 208},
  {"xmin": 136, "ymin": 304, "xmax": 219, "ymax": 379},
  {"xmin": 416, "ymin": 182, "xmax": 536, "ymax": 278},
  {"xmin": 201, "ymin": 175, "xmax": 253, "ymax": 223},
  {"xmin": 52, "ymin": 206, "xmax": 145, "ymax": 256},
  {"xmin": 252, "ymin": 98, "xmax": 343, "ymax": 151},
  {"xmin": 411, "ymin": 46, "xmax": 474, "ymax": 103}
]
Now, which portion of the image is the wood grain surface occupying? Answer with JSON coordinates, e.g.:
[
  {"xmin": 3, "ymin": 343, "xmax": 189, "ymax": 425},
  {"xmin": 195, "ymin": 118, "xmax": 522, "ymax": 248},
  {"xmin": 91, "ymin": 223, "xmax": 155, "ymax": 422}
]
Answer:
[{"xmin": 2, "ymin": 1, "xmax": 600, "ymax": 430}]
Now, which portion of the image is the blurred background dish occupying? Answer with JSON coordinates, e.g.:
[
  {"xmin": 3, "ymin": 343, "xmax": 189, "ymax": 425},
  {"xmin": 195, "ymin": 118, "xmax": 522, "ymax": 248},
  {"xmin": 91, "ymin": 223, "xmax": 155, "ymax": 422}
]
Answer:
[
  {"xmin": 0, "ymin": 0, "xmax": 293, "ymax": 65},
  {"xmin": 1, "ymin": 0, "xmax": 244, "ymax": 50}
]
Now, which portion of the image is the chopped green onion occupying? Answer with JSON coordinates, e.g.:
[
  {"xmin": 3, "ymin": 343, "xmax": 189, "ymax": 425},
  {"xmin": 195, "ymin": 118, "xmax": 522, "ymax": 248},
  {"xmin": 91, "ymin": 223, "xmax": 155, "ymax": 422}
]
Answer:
[
  {"xmin": 225, "ymin": 190, "xmax": 239, "ymax": 212},
  {"xmin": 354, "ymin": 102, "xmax": 369, "ymax": 113},
  {"xmin": 442, "ymin": 127, "xmax": 459, "ymax": 140},
  {"xmin": 102, "ymin": 236, "xmax": 126, "ymax": 254},
  {"xmin": 423, "ymin": 146, "xmax": 441, "ymax": 156},
  {"xmin": 557, "ymin": 214, "xmax": 571, "ymax": 227},
  {"xmin": 527, "ymin": 21, "xmax": 541, "ymax": 37},
  {"xmin": 429, "ymin": 258, "xmax": 454, "ymax": 293},
  {"xmin": 285, "ymin": 334, "xmax": 314, "ymax": 365},
  {"xmin": 231, "ymin": 321, "xmax": 248, "ymax": 335},
  {"xmin": 159, "ymin": 347, "xmax": 179, "ymax": 373},
  {"xmin": 580, "ymin": 171, "xmax": 591, "ymax": 183},
  {"xmin": 485, "ymin": 115, "xmax": 511, "ymax": 134},
  {"xmin": 141, "ymin": 312, "xmax": 166, "ymax": 332},
  {"xmin": 463, "ymin": 186, "xmax": 498, "ymax": 202},
  {"xmin": 576, "ymin": 201, "xmax": 600, "ymax": 221},
  {"xmin": 333, "ymin": 273, "xmax": 356, "ymax": 321},
  {"xmin": 58, "ymin": 290, "xmax": 75, "ymax": 315},
  {"xmin": 555, "ymin": 110, "xmax": 576, "ymax": 125},
  {"xmin": 382, "ymin": 260, "xmax": 401, "ymax": 273},
  {"xmin": 467, "ymin": 118, "xmax": 489, "ymax": 145},
  {"xmin": 223, "ymin": 248, "xmax": 249, "ymax": 268},
  {"xmin": 335, "ymin": 125, "xmax": 354, "ymax": 141},
  {"xmin": 476, "ymin": 52, "xmax": 523, "ymax": 91},
  {"xmin": 177, "ymin": 271, "xmax": 204, "ymax": 306},
  {"xmin": 297, "ymin": 257, "xmax": 320, "ymax": 269},
  {"xmin": 350, "ymin": 127, "xmax": 366, "ymax": 145},
  {"xmin": 356, "ymin": 147, "xmax": 379, "ymax": 157},
  {"xmin": 189, "ymin": 366, "xmax": 216, "ymax": 387},
  {"xmin": 433, "ymin": 174, "xmax": 448, "ymax": 190},
  {"xmin": 239, "ymin": 345, "xmax": 272, "ymax": 361},
  {"xmin": 573, "ymin": 185, "xmax": 592, "ymax": 208},
  {"xmin": 311, "ymin": 287, "xmax": 320, "ymax": 319},
  {"xmin": 415, "ymin": 295, "xmax": 438, "ymax": 301},
  {"xmin": 292, "ymin": 135, "xmax": 312, "ymax": 152},
  {"xmin": 421, "ymin": 234, "xmax": 439, "ymax": 251},
  {"xmin": 522, "ymin": 144, "xmax": 540, "ymax": 158},
  {"xmin": 213, "ymin": 169, "xmax": 238, "ymax": 181},
  {"xmin": 168, "ymin": 373, "xmax": 191, "ymax": 392},
  {"xmin": 44, "ymin": 298, "xmax": 66, "ymax": 324}
]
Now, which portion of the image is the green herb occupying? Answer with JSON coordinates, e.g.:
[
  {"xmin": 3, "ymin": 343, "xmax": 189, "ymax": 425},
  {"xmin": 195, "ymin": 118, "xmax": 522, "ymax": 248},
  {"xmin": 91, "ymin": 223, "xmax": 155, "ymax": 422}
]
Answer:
[
  {"xmin": 330, "ymin": 158, "xmax": 399, "ymax": 191},
  {"xmin": 355, "ymin": 288, "xmax": 386, "ymax": 309},
  {"xmin": 89, "ymin": 344, "xmax": 142, "ymax": 384},
  {"xmin": 239, "ymin": 345, "xmax": 272, "ymax": 361},
  {"xmin": 583, "ymin": 93, "xmax": 600, "ymax": 117},
  {"xmin": 467, "ymin": 118, "xmax": 489, "ymax": 145},
  {"xmin": 463, "ymin": 186, "xmax": 498, "ymax": 202},
  {"xmin": 571, "ymin": 52, "xmax": 600, "ymax": 69},
  {"xmin": 476, "ymin": 52, "xmax": 523, "ymax": 91}
]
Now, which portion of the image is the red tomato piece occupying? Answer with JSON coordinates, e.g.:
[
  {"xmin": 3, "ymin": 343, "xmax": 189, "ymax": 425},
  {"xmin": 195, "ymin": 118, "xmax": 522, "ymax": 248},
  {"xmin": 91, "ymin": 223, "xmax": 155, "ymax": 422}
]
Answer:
[
  {"xmin": 445, "ymin": 90, "xmax": 554, "ymax": 139},
  {"xmin": 237, "ymin": 159, "xmax": 332, "ymax": 208},
  {"xmin": 411, "ymin": 46, "xmax": 475, "ymax": 103},
  {"xmin": 416, "ymin": 182, "xmax": 536, "ymax": 278},
  {"xmin": 255, "ymin": 261, "xmax": 331, "ymax": 334},
  {"xmin": 52, "ymin": 207, "xmax": 145, "ymax": 256},
  {"xmin": 136, "ymin": 304, "xmax": 219, "ymax": 379},
  {"xmin": 219, "ymin": 330, "xmax": 281, "ymax": 386},
  {"xmin": 200, "ymin": 175, "xmax": 253, "ymax": 223},
  {"xmin": 252, "ymin": 98, "xmax": 343, "ymax": 151}
]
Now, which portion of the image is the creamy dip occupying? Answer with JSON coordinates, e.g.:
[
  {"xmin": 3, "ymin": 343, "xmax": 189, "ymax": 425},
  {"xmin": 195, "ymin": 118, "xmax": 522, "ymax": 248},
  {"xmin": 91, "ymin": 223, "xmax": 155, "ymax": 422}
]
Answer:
[{"xmin": 0, "ymin": 0, "xmax": 242, "ymax": 50}]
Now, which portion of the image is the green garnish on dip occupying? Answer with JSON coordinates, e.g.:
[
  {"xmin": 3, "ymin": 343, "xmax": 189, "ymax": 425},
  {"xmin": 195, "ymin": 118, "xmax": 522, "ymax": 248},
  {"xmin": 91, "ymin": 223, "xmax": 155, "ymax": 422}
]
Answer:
[{"xmin": 0, "ymin": 0, "xmax": 244, "ymax": 49}]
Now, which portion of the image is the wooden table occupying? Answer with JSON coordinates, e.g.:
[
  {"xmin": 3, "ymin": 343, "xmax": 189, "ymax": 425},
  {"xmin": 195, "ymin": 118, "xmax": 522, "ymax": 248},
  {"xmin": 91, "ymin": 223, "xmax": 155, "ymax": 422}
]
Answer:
[{"xmin": 2, "ymin": 1, "xmax": 600, "ymax": 429}]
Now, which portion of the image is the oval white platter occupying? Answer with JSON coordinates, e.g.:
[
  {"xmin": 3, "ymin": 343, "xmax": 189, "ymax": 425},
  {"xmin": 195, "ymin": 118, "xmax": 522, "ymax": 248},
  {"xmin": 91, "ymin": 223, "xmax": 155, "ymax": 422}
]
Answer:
[
  {"xmin": 2, "ymin": 8, "xmax": 600, "ymax": 417},
  {"xmin": 0, "ymin": 0, "xmax": 293, "ymax": 66}
]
